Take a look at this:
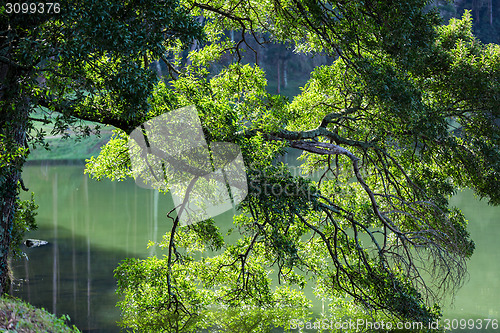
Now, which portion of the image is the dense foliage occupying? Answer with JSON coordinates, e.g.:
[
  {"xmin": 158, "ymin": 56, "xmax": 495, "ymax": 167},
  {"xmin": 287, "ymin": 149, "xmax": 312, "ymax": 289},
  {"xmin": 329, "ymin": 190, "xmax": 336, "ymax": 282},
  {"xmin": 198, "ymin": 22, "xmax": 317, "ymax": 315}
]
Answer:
[
  {"xmin": 1, "ymin": 0, "xmax": 202, "ymax": 291},
  {"xmin": 104, "ymin": 3, "xmax": 498, "ymax": 332},
  {"xmin": 438, "ymin": 0, "xmax": 500, "ymax": 44},
  {"xmin": 2, "ymin": 0, "xmax": 500, "ymax": 332}
]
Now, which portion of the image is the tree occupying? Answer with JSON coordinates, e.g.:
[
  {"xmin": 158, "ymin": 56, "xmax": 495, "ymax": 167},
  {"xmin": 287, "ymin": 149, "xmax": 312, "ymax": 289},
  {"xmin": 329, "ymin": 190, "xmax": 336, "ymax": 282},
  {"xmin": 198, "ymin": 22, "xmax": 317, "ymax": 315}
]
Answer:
[
  {"xmin": 440, "ymin": 0, "xmax": 500, "ymax": 44},
  {"xmin": 2, "ymin": 0, "xmax": 500, "ymax": 331},
  {"xmin": 0, "ymin": 0, "xmax": 203, "ymax": 292},
  {"xmin": 94, "ymin": 1, "xmax": 498, "ymax": 331}
]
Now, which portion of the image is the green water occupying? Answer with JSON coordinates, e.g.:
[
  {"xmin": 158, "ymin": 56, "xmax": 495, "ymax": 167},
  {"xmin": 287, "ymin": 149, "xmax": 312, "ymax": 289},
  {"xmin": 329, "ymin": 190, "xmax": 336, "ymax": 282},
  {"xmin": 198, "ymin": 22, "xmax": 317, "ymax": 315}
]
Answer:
[{"xmin": 12, "ymin": 161, "xmax": 500, "ymax": 332}]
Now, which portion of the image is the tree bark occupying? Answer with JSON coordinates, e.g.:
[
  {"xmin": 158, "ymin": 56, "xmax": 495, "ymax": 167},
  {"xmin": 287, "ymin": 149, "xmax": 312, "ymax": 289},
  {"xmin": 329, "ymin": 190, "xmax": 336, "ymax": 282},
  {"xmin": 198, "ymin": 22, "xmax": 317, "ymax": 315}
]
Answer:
[
  {"xmin": 489, "ymin": 0, "xmax": 493, "ymax": 26},
  {"xmin": 283, "ymin": 59, "xmax": 288, "ymax": 89},
  {"xmin": 0, "ymin": 60, "xmax": 30, "ymax": 294},
  {"xmin": 277, "ymin": 60, "xmax": 281, "ymax": 94}
]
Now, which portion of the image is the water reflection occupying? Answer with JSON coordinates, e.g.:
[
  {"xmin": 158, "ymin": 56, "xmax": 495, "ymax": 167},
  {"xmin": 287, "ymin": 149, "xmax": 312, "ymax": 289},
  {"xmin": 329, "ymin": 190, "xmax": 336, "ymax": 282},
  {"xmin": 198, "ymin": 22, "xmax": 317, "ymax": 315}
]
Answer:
[
  {"xmin": 13, "ymin": 161, "xmax": 174, "ymax": 332},
  {"xmin": 13, "ymin": 226, "xmax": 123, "ymax": 332},
  {"xmin": 10, "ymin": 161, "xmax": 500, "ymax": 332}
]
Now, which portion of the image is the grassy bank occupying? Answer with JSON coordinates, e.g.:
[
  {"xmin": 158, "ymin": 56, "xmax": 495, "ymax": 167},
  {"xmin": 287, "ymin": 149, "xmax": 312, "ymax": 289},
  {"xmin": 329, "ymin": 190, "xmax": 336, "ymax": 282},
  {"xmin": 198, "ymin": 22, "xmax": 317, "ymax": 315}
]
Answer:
[
  {"xmin": 27, "ymin": 109, "xmax": 114, "ymax": 161},
  {"xmin": 28, "ymin": 132, "xmax": 112, "ymax": 161},
  {"xmin": 0, "ymin": 296, "xmax": 81, "ymax": 332}
]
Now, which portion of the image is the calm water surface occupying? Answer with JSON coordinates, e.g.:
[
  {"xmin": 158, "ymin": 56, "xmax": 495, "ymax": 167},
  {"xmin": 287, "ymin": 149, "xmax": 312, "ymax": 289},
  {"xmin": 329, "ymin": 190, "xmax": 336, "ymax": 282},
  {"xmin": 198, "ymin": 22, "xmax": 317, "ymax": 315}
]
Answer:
[{"xmin": 13, "ymin": 161, "xmax": 500, "ymax": 332}]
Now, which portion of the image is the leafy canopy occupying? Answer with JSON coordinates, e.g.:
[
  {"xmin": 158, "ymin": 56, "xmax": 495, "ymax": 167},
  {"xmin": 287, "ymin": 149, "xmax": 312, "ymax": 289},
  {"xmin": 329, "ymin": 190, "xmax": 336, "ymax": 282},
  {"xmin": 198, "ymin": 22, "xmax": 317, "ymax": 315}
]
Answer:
[
  {"xmin": 87, "ymin": 1, "xmax": 500, "ymax": 331},
  {"xmin": 1, "ymin": 0, "xmax": 202, "ymax": 290},
  {"xmin": 3, "ymin": 0, "xmax": 500, "ymax": 331}
]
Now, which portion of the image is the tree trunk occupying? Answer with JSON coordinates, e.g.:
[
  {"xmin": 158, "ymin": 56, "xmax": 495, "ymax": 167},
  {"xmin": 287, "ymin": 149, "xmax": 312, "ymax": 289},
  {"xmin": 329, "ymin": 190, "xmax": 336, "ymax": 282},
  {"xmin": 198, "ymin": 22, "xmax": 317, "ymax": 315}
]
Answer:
[
  {"xmin": 277, "ymin": 60, "xmax": 281, "ymax": 94},
  {"xmin": 489, "ymin": 0, "xmax": 492, "ymax": 26},
  {"xmin": 473, "ymin": 0, "xmax": 480, "ymax": 24},
  {"xmin": 283, "ymin": 59, "xmax": 288, "ymax": 89},
  {"xmin": 155, "ymin": 60, "xmax": 162, "ymax": 77},
  {"xmin": 0, "ymin": 60, "xmax": 30, "ymax": 294}
]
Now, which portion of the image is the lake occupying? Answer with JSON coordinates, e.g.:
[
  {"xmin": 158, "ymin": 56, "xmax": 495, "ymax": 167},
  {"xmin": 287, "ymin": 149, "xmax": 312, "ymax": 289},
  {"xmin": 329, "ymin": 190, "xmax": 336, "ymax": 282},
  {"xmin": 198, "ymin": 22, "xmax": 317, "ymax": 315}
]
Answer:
[{"xmin": 12, "ymin": 160, "xmax": 500, "ymax": 332}]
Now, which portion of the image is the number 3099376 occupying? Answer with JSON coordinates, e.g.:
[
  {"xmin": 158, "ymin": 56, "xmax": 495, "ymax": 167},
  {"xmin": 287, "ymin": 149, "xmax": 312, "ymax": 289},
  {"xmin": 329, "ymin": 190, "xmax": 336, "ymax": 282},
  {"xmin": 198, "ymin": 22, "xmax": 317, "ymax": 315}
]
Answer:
[{"xmin": 5, "ymin": 3, "xmax": 60, "ymax": 14}]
